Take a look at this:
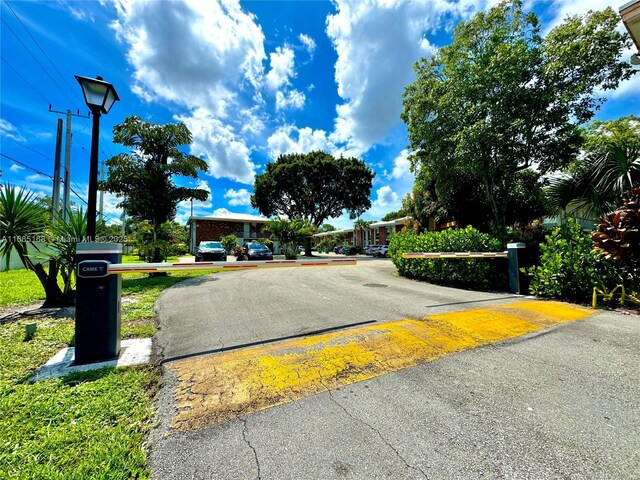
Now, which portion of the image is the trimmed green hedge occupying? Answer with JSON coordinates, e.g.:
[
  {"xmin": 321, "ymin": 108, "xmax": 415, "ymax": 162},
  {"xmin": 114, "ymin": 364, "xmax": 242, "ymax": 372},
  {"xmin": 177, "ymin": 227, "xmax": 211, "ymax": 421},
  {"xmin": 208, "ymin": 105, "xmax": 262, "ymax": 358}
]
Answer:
[{"xmin": 389, "ymin": 226, "xmax": 505, "ymax": 290}]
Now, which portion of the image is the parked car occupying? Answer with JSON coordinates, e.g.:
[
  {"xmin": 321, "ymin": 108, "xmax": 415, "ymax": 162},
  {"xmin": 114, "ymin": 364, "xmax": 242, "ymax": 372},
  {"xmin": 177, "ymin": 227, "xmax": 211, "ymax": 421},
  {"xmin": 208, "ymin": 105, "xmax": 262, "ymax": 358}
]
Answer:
[
  {"xmin": 334, "ymin": 245, "xmax": 345, "ymax": 254},
  {"xmin": 375, "ymin": 245, "xmax": 389, "ymax": 257},
  {"xmin": 195, "ymin": 241, "xmax": 227, "ymax": 262},
  {"xmin": 366, "ymin": 245, "xmax": 379, "ymax": 256},
  {"xmin": 297, "ymin": 245, "xmax": 305, "ymax": 254},
  {"xmin": 245, "ymin": 242, "xmax": 273, "ymax": 260}
]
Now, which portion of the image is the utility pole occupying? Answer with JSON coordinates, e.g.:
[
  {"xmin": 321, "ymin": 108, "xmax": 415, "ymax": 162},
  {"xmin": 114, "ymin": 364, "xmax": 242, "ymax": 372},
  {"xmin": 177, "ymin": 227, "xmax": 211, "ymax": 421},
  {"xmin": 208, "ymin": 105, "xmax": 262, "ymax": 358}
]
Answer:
[
  {"xmin": 48, "ymin": 106, "xmax": 90, "ymax": 218},
  {"xmin": 99, "ymin": 160, "xmax": 105, "ymax": 222},
  {"xmin": 52, "ymin": 119, "xmax": 63, "ymax": 215},
  {"xmin": 62, "ymin": 110, "xmax": 72, "ymax": 220}
]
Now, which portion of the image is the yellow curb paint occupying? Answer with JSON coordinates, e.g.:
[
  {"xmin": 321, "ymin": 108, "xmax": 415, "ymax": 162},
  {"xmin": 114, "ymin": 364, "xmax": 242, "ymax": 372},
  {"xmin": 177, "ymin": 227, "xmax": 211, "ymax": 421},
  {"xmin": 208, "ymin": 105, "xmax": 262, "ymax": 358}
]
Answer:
[{"xmin": 168, "ymin": 300, "xmax": 593, "ymax": 432}]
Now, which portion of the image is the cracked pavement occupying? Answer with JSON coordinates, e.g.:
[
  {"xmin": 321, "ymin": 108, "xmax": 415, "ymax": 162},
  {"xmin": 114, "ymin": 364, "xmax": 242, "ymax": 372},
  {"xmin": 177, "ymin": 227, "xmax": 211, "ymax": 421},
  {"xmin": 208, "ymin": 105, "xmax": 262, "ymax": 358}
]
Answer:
[{"xmin": 149, "ymin": 258, "xmax": 640, "ymax": 479}]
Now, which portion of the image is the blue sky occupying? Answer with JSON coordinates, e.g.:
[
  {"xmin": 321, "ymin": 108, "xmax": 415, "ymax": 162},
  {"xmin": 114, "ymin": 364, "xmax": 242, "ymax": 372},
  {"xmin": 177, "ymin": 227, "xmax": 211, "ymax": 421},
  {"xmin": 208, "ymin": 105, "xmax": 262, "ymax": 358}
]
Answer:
[{"xmin": 1, "ymin": 0, "xmax": 638, "ymax": 229}]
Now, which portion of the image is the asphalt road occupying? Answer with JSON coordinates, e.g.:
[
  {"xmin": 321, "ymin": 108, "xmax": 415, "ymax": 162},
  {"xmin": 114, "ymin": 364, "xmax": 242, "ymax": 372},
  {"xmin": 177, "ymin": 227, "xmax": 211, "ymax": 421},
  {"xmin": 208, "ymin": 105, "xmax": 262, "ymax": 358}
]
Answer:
[
  {"xmin": 150, "ymin": 257, "xmax": 640, "ymax": 479},
  {"xmin": 154, "ymin": 256, "xmax": 520, "ymax": 361}
]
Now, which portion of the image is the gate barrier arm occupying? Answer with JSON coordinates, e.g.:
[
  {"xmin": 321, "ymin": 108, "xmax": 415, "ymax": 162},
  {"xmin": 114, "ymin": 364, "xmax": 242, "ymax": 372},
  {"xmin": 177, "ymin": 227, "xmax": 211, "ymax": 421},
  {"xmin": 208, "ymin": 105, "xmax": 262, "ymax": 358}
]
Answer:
[
  {"xmin": 74, "ymin": 242, "xmax": 358, "ymax": 366},
  {"xmin": 401, "ymin": 242, "xmax": 527, "ymax": 295}
]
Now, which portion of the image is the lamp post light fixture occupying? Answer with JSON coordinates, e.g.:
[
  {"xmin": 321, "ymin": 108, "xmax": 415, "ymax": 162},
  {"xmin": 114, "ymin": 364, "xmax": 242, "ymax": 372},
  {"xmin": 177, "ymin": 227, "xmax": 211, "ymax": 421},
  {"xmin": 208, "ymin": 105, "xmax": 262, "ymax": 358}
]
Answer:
[{"xmin": 75, "ymin": 75, "xmax": 119, "ymax": 240}]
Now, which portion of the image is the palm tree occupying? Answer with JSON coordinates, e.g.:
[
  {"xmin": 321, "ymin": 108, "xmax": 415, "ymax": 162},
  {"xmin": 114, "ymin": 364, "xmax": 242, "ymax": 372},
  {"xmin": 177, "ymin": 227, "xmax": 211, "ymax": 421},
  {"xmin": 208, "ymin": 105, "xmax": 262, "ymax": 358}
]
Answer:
[
  {"xmin": 265, "ymin": 217, "xmax": 314, "ymax": 259},
  {"xmin": 0, "ymin": 185, "xmax": 68, "ymax": 306},
  {"xmin": 548, "ymin": 115, "xmax": 640, "ymax": 219}
]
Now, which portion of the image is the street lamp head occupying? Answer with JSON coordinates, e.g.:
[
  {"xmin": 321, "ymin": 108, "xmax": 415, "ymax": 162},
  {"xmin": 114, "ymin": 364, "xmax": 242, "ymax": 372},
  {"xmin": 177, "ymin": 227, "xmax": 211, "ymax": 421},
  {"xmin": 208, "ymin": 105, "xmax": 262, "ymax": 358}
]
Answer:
[{"xmin": 75, "ymin": 75, "xmax": 120, "ymax": 115}]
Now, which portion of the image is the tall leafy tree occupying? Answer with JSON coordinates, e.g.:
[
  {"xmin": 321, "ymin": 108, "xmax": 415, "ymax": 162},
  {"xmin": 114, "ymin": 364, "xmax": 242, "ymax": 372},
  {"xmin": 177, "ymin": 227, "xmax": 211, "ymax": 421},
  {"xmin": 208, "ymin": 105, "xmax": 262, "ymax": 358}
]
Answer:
[
  {"xmin": 252, "ymin": 150, "xmax": 374, "ymax": 255},
  {"xmin": 102, "ymin": 116, "xmax": 209, "ymax": 262},
  {"xmin": 402, "ymin": 1, "xmax": 635, "ymax": 230},
  {"xmin": 548, "ymin": 115, "xmax": 640, "ymax": 219}
]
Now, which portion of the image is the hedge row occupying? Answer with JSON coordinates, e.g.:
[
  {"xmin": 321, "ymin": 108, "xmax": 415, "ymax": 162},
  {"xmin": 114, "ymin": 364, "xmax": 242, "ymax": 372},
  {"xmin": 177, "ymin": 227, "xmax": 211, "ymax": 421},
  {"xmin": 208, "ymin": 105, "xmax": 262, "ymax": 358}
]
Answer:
[{"xmin": 389, "ymin": 226, "xmax": 505, "ymax": 290}]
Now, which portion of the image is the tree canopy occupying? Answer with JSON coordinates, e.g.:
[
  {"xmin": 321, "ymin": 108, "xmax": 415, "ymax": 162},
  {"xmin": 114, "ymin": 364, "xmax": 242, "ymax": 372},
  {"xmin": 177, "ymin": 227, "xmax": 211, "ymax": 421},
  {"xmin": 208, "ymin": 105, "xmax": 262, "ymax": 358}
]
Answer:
[
  {"xmin": 401, "ymin": 0, "xmax": 635, "ymax": 230},
  {"xmin": 251, "ymin": 150, "xmax": 374, "ymax": 227},
  {"xmin": 102, "ymin": 116, "xmax": 209, "ymax": 238}
]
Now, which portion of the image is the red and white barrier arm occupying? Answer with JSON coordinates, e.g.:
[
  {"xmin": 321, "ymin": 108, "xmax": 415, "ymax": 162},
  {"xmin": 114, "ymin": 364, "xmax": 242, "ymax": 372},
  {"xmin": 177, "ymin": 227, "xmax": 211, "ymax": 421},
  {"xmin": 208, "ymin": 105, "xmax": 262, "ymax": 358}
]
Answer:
[
  {"xmin": 402, "ymin": 252, "xmax": 508, "ymax": 259},
  {"xmin": 106, "ymin": 258, "xmax": 357, "ymax": 275}
]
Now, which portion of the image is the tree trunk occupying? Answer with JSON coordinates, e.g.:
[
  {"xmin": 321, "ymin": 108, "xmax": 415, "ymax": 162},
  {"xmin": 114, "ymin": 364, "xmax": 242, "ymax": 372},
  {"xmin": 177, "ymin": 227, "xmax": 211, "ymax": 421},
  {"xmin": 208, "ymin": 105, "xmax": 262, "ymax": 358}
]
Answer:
[
  {"xmin": 33, "ymin": 259, "xmax": 70, "ymax": 308},
  {"xmin": 304, "ymin": 237, "xmax": 313, "ymax": 257}
]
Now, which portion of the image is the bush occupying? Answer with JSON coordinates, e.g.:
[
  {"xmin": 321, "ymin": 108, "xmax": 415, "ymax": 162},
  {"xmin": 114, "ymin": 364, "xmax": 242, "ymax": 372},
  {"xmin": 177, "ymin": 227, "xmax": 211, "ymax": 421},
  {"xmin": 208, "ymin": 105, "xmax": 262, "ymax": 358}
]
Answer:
[
  {"xmin": 389, "ymin": 226, "xmax": 504, "ymax": 290},
  {"xmin": 527, "ymin": 219, "xmax": 621, "ymax": 302},
  {"xmin": 220, "ymin": 234, "xmax": 239, "ymax": 253}
]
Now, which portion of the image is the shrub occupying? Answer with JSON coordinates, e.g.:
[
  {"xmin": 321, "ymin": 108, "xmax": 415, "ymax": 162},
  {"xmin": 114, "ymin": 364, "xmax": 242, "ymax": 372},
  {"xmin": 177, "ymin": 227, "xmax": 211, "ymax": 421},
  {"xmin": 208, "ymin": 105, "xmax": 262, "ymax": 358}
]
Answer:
[
  {"xmin": 389, "ymin": 226, "xmax": 504, "ymax": 290},
  {"xmin": 527, "ymin": 218, "xmax": 620, "ymax": 302},
  {"xmin": 220, "ymin": 234, "xmax": 239, "ymax": 253}
]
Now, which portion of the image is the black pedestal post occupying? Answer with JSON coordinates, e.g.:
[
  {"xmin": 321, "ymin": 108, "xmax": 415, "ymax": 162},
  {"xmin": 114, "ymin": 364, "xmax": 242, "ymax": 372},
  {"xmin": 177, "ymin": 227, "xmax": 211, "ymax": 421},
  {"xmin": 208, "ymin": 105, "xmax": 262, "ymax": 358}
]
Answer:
[
  {"xmin": 507, "ymin": 242, "xmax": 528, "ymax": 295},
  {"xmin": 74, "ymin": 243, "xmax": 122, "ymax": 364}
]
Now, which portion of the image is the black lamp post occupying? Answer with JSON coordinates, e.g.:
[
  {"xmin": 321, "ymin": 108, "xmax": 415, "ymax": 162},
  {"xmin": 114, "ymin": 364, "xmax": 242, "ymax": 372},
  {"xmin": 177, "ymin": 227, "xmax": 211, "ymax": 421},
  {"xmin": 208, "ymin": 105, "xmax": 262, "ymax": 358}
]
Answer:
[{"xmin": 75, "ymin": 75, "xmax": 119, "ymax": 240}]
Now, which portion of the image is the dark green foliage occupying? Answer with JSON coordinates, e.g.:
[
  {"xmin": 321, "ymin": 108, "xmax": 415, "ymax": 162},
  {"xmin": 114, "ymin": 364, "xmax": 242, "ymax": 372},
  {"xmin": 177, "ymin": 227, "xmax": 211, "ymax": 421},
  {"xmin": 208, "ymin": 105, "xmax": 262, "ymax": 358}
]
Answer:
[
  {"xmin": 548, "ymin": 115, "xmax": 640, "ymax": 219},
  {"xmin": 251, "ymin": 151, "xmax": 374, "ymax": 227},
  {"xmin": 220, "ymin": 234, "xmax": 239, "ymax": 253},
  {"xmin": 102, "ymin": 116, "xmax": 208, "ymax": 262},
  {"xmin": 380, "ymin": 210, "xmax": 407, "ymax": 222},
  {"xmin": 389, "ymin": 226, "xmax": 504, "ymax": 290},
  {"xmin": 527, "ymin": 219, "xmax": 620, "ymax": 302},
  {"xmin": 402, "ymin": 1, "xmax": 634, "ymax": 229}
]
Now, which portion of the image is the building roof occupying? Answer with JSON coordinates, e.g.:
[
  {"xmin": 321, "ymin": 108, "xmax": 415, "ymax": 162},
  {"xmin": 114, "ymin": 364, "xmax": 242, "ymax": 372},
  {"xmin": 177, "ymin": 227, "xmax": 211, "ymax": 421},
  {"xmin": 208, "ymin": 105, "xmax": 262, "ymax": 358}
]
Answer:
[
  {"xmin": 369, "ymin": 216, "xmax": 411, "ymax": 228},
  {"xmin": 190, "ymin": 213, "xmax": 269, "ymax": 223}
]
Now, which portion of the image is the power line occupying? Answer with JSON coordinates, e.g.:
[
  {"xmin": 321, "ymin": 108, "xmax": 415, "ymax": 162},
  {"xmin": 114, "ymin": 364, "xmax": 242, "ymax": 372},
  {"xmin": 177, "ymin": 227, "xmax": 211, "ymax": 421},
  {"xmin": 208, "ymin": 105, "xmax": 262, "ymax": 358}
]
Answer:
[
  {"xmin": 1, "ymin": 56, "xmax": 51, "ymax": 104},
  {"xmin": 1, "ymin": 133, "xmax": 54, "ymax": 161},
  {"xmin": 4, "ymin": 0, "xmax": 85, "ymax": 108},
  {"xmin": 0, "ymin": 16, "xmax": 79, "ymax": 109}
]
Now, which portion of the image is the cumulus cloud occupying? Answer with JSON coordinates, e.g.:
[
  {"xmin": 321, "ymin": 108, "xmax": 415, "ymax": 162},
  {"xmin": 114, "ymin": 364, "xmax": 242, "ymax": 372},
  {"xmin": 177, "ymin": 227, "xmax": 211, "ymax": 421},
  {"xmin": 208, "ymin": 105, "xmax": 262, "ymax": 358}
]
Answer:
[
  {"xmin": 373, "ymin": 185, "xmax": 399, "ymax": 209},
  {"xmin": 275, "ymin": 89, "xmax": 306, "ymax": 111},
  {"xmin": 267, "ymin": 125, "xmax": 336, "ymax": 159},
  {"xmin": 178, "ymin": 109, "xmax": 256, "ymax": 184},
  {"xmin": 265, "ymin": 45, "xmax": 296, "ymax": 91},
  {"xmin": 112, "ymin": 0, "xmax": 265, "ymax": 183},
  {"xmin": 224, "ymin": 188, "xmax": 252, "ymax": 206},
  {"xmin": 326, "ymin": 0, "xmax": 490, "ymax": 154},
  {"xmin": 0, "ymin": 119, "xmax": 26, "ymax": 143},
  {"xmin": 387, "ymin": 149, "xmax": 413, "ymax": 180},
  {"xmin": 9, "ymin": 164, "xmax": 25, "ymax": 173},
  {"xmin": 299, "ymin": 33, "xmax": 316, "ymax": 54}
]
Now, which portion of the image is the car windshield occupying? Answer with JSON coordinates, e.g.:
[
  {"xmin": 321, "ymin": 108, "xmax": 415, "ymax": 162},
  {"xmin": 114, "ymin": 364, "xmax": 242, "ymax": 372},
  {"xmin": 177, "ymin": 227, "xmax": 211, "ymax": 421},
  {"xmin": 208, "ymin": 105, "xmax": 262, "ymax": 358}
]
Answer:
[
  {"xmin": 247, "ymin": 243, "xmax": 268, "ymax": 250},
  {"xmin": 200, "ymin": 242, "xmax": 222, "ymax": 249}
]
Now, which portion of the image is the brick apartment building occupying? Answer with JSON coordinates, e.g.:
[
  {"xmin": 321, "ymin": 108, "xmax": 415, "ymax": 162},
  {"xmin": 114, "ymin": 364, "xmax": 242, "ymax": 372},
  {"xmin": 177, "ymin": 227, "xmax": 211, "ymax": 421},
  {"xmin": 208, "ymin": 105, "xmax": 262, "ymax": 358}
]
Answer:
[{"xmin": 189, "ymin": 213, "xmax": 274, "ymax": 253}]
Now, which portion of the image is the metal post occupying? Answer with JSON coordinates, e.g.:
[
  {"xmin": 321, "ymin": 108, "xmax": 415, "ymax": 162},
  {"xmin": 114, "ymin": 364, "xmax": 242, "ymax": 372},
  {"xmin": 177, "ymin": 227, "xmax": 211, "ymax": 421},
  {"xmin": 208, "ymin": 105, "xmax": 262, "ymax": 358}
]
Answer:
[
  {"xmin": 52, "ymin": 119, "xmax": 63, "ymax": 214},
  {"xmin": 62, "ymin": 110, "xmax": 72, "ymax": 220},
  {"xmin": 75, "ymin": 242, "xmax": 122, "ymax": 364},
  {"xmin": 507, "ymin": 242, "xmax": 527, "ymax": 295},
  {"xmin": 87, "ymin": 110, "xmax": 101, "ymax": 241},
  {"xmin": 99, "ymin": 160, "xmax": 105, "ymax": 223}
]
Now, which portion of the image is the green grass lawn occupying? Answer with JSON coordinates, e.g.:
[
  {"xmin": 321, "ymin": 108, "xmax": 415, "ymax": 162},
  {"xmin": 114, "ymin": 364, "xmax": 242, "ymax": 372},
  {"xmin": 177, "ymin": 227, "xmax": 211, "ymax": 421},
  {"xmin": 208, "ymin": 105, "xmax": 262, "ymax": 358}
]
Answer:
[
  {"xmin": 0, "ymin": 263, "xmax": 223, "ymax": 479},
  {"xmin": 0, "ymin": 318, "xmax": 158, "ymax": 479}
]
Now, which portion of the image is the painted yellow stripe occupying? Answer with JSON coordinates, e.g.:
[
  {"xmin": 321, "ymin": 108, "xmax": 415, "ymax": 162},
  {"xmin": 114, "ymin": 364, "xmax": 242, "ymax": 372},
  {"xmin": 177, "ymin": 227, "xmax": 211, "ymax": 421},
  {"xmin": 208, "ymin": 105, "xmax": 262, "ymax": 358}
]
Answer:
[{"xmin": 167, "ymin": 301, "xmax": 593, "ymax": 432}]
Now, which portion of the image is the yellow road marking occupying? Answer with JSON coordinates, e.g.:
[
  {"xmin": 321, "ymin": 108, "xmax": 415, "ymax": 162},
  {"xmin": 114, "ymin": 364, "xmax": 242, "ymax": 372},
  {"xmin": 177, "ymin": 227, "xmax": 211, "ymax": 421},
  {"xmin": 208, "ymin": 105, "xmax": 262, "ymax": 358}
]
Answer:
[{"xmin": 168, "ymin": 301, "xmax": 593, "ymax": 431}]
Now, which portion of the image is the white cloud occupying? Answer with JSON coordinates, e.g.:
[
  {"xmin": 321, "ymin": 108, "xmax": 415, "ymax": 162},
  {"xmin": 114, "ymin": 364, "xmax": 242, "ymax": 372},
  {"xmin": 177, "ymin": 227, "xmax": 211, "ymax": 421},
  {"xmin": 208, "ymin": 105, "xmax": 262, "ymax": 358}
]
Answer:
[
  {"xmin": 112, "ymin": 0, "xmax": 264, "ymax": 183},
  {"xmin": 387, "ymin": 148, "xmax": 413, "ymax": 180},
  {"xmin": 326, "ymin": 0, "xmax": 489, "ymax": 154},
  {"xmin": 299, "ymin": 33, "xmax": 316, "ymax": 54},
  {"xmin": 267, "ymin": 125, "xmax": 336, "ymax": 159},
  {"xmin": 178, "ymin": 108, "xmax": 256, "ymax": 184},
  {"xmin": 0, "ymin": 119, "xmax": 26, "ymax": 143},
  {"xmin": 275, "ymin": 89, "xmax": 306, "ymax": 111},
  {"xmin": 9, "ymin": 164, "xmax": 25, "ymax": 173},
  {"xmin": 224, "ymin": 188, "xmax": 252, "ymax": 206},
  {"xmin": 213, "ymin": 207, "xmax": 231, "ymax": 216},
  {"xmin": 265, "ymin": 45, "xmax": 296, "ymax": 92},
  {"xmin": 373, "ymin": 185, "xmax": 399, "ymax": 209}
]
